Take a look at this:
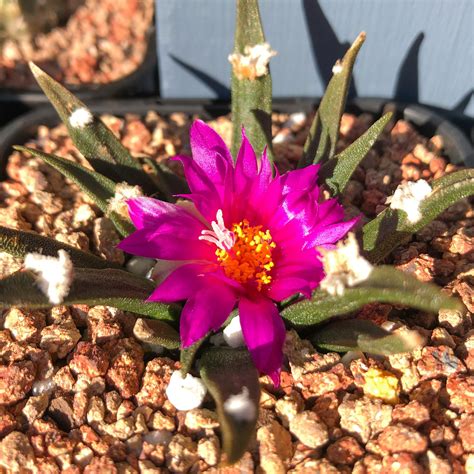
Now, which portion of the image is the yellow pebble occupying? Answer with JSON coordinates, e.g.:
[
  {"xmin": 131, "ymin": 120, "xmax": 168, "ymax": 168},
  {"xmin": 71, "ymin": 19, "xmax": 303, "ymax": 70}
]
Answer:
[{"xmin": 362, "ymin": 367, "xmax": 400, "ymax": 405}]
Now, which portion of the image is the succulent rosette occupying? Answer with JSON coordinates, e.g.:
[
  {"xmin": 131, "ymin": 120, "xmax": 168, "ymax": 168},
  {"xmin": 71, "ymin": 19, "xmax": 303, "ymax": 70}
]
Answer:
[{"xmin": 118, "ymin": 120, "xmax": 358, "ymax": 384}]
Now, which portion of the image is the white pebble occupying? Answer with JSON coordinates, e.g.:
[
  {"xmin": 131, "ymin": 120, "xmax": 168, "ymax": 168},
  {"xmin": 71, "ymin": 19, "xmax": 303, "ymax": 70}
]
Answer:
[
  {"xmin": 223, "ymin": 316, "xmax": 245, "ymax": 348},
  {"xmin": 165, "ymin": 371, "xmax": 207, "ymax": 411}
]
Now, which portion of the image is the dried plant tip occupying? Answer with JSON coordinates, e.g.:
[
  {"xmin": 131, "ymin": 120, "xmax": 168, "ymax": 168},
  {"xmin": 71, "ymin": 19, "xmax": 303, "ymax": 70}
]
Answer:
[
  {"xmin": 386, "ymin": 179, "xmax": 432, "ymax": 223},
  {"xmin": 228, "ymin": 42, "xmax": 277, "ymax": 80},
  {"xmin": 320, "ymin": 233, "xmax": 373, "ymax": 296},
  {"xmin": 69, "ymin": 107, "xmax": 93, "ymax": 129},
  {"xmin": 24, "ymin": 250, "xmax": 74, "ymax": 305},
  {"xmin": 223, "ymin": 386, "xmax": 256, "ymax": 422},
  {"xmin": 107, "ymin": 183, "xmax": 143, "ymax": 219}
]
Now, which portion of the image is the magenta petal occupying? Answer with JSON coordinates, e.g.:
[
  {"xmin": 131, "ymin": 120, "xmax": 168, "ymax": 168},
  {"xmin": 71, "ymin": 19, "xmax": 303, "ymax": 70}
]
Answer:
[
  {"xmin": 235, "ymin": 129, "xmax": 258, "ymax": 187},
  {"xmin": 147, "ymin": 263, "xmax": 212, "ymax": 303},
  {"xmin": 239, "ymin": 295, "xmax": 285, "ymax": 386},
  {"xmin": 126, "ymin": 197, "xmax": 179, "ymax": 230},
  {"xmin": 180, "ymin": 283, "xmax": 237, "ymax": 347},
  {"xmin": 189, "ymin": 120, "xmax": 233, "ymax": 186},
  {"xmin": 308, "ymin": 216, "xmax": 360, "ymax": 247}
]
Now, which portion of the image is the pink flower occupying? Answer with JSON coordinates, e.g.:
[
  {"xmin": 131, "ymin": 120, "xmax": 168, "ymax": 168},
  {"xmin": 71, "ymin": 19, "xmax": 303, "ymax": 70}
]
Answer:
[{"xmin": 118, "ymin": 120, "xmax": 358, "ymax": 384}]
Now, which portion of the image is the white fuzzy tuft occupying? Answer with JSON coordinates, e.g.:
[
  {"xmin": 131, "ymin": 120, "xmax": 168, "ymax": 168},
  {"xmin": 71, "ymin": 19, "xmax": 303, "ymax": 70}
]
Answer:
[
  {"xmin": 107, "ymin": 182, "xmax": 143, "ymax": 218},
  {"xmin": 332, "ymin": 59, "xmax": 343, "ymax": 74},
  {"xmin": 69, "ymin": 107, "xmax": 93, "ymax": 128},
  {"xmin": 24, "ymin": 250, "xmax": 74, "ymax": 305},
  {"xmin": 165, "ymin": 371, "xmax": 207, "ymax": 411},
  {"xmin": 223, "ymin": 316, "xmax": 245, "ymax": 348},
  {"xmin": 223, "ymin": 387, "xmax": 256, "ymax": 422},
  {"xmin": 320, "ymin": 233, "xmax": 373, "ymax": 296},
  {"xmin": 228, "ymin": 42, "xmax": 277, "ymax": 81},
  {"xmin": 386, "ymin": 179, "xmax": 432, "ymax": 223}
]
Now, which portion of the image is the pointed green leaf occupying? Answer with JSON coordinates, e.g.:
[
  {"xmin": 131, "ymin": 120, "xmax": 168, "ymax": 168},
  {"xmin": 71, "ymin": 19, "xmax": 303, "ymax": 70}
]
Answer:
[
  {"xmin": 200, "ymin": 347, "xmax": 260, "ymax": 464},
  {"xmin": 231, "ymin": 0, "xmax": 273, "ymax": 160},
  {"xmin": 363, "ymin": 169, "xmax": 474, "ymax": 262},
  {"xmin": 320, "ymin": 112, "xmax": 392, "ymax": 194},
  {"xmin": 281, "ymin": 266, "xmax": 463, "ymax": 328},
  {"xmin": 28, "ymin": 62, "xmax": 157, "ymax": 194},
  {"xmin": 310, "ymin": 319, "xmax": 421, "ymax": 355},
  {"xmin": 15, "ymin": 146, "xmax": 134, "ymax": 237},
  {"xmin": 0, "ymin": 268, "xmax": 177, "ymax": 323},
  {"xmin": 299, "ymin": 32, "xmax": 366, "ymax": 167},
  {"xmin": 0, "ymin": 225, "xmax": 120, "ymax": 269},
  {"xmin": 133, "ymin": 318, "xmax": 180, "ymax": 351}
]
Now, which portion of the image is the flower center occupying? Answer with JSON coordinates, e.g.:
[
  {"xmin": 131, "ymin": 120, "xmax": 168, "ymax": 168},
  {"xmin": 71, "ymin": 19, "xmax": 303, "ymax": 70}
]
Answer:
[
  {"xmin": 199, "ymin": 211, "xmax": 276, "ymax": 290},
  {"xmin": 217, "ymin": 220, "xmax": 276, "ymax": 290}
]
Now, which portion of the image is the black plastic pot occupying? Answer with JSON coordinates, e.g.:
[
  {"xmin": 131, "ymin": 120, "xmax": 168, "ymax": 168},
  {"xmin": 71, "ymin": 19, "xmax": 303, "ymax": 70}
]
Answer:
[
  {"xmin": 0, "ymin": 98, "xmax": 472, "ymax": 181},
  {"xmin": 0, "ymin": 30, "xmax": 157, "ymax": 127}
]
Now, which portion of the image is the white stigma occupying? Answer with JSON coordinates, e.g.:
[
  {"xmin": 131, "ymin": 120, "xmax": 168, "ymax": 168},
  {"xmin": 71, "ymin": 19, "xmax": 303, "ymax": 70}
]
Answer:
[
  {"xmin": 24, "ymin": 250, "xmax": 74, "ymax": 304},
  {"xmin": 386, "ymin": 179, "xmax": 432, "ymax": 223},
  {"xmin": 223, "ymin": 387, "xmax": 256, "ymax": 422},
  {"xmin": 165, "ymin": 371, "xmax": 207, "ymax": 411},
  {"xmin": 199, "ymin": 209, "xmax": 235, "ymax": 251},
  {"xmin": 69, "ymin": 107, "xmax": 93, "ymax": 128},
  {"xmin": 320, "ymin": 233, "xmax": 373, "ymax": 296}
]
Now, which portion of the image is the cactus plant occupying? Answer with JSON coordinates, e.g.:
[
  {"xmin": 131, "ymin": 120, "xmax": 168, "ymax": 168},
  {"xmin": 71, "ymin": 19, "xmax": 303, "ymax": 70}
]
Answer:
[{"xmin": 0, "ymin": 0, "xmax": 472, "ymax": 464}]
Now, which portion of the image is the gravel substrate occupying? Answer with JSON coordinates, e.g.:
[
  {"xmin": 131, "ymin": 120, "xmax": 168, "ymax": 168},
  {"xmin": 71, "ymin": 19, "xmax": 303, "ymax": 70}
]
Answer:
[
  {"xmin": 0, "ymin": 0, "xmax": 154, "ymax": 88},
  {"xmin": 0, "ymin": 110, "xmax": 473, "ymax": 473}
]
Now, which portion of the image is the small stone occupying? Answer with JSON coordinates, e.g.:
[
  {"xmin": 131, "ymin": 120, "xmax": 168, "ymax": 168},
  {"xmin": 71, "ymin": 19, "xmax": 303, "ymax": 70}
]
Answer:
[
  {"xmin": 87, "ymin": 306, "xmax": 122, "ymax": 344},
  {"xmin": 439, "ymin": 308, "xmax": 472, "ymax": 336},
  {"xmin": 53, "ymin": 366, "xmax": 76, "ymax": 393},
  {"xmin": 148, "ymin": 410, "xmax": 175, "ymax": 431},
  {"xmin": 0, "ymin": 431, "xmax": 36, "ymax": 471},
  {"xmin": 275, "ymin": 392, "xmax": 304, "ymax": 427},
  {"xmin": 459, "ymin": 415, "xmax": 474, "ymax": 452},
  {"xmin": 83, "ymin": 455, "xmax": 118, "ymax": 473},
  {"xmin": 416, "ymin": 345, "xmax": 466, "ymax": 379},
  {"xmin": 135, "ymin": 358, "xmax": 177, "ymax": 409},
  {"xmin": 338, "ymin": 396, "xmax": 393, "ymax": 444},
  {"xmin": 184, "ymin": 408, "xmax": 219, "ymax": 430},
  {"xmin": 430, "ymin": 327, "xmax": 456, "ymax": 348},
  {"xmin": 93, "ymin": 217, "xmax": 124, "ymax": 264},
  {"xmin": 0, "ymin": 407, "xmax": 16, "ymax": 437},
  {"xmin": 447, "ymin": 374, "xmax": 473, "ymax": 414},
  {"xmin": 166, "ymin": 434, "xmax": 198, "ymax": 473},
  {"xmin": 106, "ymin": 338, "xmax": 144, "ymax": 399},
  {"xmin": 422, "ymin": 450, "xmax": 452, "ymax": 474},
  {"xmin": 0, "ymin": 360, "xmax": 35, "ymax": 405},
  {"xmin": 4, "ymin": 308, "xmax": 46, "ymax": 343},
  {"xmin": 48, "ymin": 396, "xmax": 75, "ymax": 431},
  {"xmin": 358, "ymin": 366, "xmax": 400, "ymax": 405},
  {"xmin": 392, "ymin": 400, "xmax": 430, "ymax": 428},
  {"xmin": 382, "ymin": 453, "xmax": 424, "ymax": 473},
  {"xmin": 198, "ymin": 435, "xmax": 220, "ymax": 466},
  {"xmin": 289, "ymin": 411, "xmax": 329, "ymax": 449},
  {"xmin": 69, "ymin": 342, "xmax": 109, "ymax": 378},
  {"xmin": 40, "ymin": 319, "xmax": 81, "ymax": 358},
  {"xmin": 326, "ymin": 436, "xmax": 364, "ymax": 466},
  {"xmin": 377, "ymin": 424, "xmax": 428, "ymax": 454},
  {"xmin": 22, "ymin": 392, "xmax": 50, "ymax": 424}
]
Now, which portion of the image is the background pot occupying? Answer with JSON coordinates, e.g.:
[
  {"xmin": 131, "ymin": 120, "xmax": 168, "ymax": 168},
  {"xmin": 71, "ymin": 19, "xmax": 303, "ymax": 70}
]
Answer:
[{"xmin": 0, "ymin": 98, "xmax": 472, "ymax": 181}]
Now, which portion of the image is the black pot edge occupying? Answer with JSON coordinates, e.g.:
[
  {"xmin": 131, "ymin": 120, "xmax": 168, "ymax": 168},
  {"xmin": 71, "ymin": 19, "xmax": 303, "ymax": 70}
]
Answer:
[
  {"xmin": 0, "ymin": 97, "xmax": 472, "ymax": 180},
  {"xmin": 0, "ymin": 27, "xmax": 157, "ymax": 104}
]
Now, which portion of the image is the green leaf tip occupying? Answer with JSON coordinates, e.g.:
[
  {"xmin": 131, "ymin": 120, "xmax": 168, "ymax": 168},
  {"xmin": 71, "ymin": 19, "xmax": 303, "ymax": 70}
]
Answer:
[
  {"xmin": 231, "ymin": 0, "xmax": 273, "ymax": 161},
  {"xmin": 200, "ymin": 347, "xmax": 260, "ymax": 464},
  {"xmin": 310, "ymin": 319, "xmax": 423, "ymax": 355},
  {"xmin": 282, "ymin": 265, "xmax": 463, "ymax": 328},
  {"xmin": 300, "ymin": 31, "xmax": 366, "ymax": 168}
]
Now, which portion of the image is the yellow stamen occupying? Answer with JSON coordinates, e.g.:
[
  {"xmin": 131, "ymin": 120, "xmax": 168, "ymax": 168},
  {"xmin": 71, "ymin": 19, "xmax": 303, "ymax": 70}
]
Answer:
[{"xmin": 216, "ymin": 219, "xmax": 276, "ymax": 291}]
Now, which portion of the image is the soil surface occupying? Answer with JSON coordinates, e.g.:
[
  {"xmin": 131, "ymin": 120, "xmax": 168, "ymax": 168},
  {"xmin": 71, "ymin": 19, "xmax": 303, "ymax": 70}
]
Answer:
[
  {"xmin": 0, "ymin": 0, "xmax": 154, "ymax": 89},
  {"xmin": 0, "ymin": 110, "xmax": 473, "ymax": 473}
]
